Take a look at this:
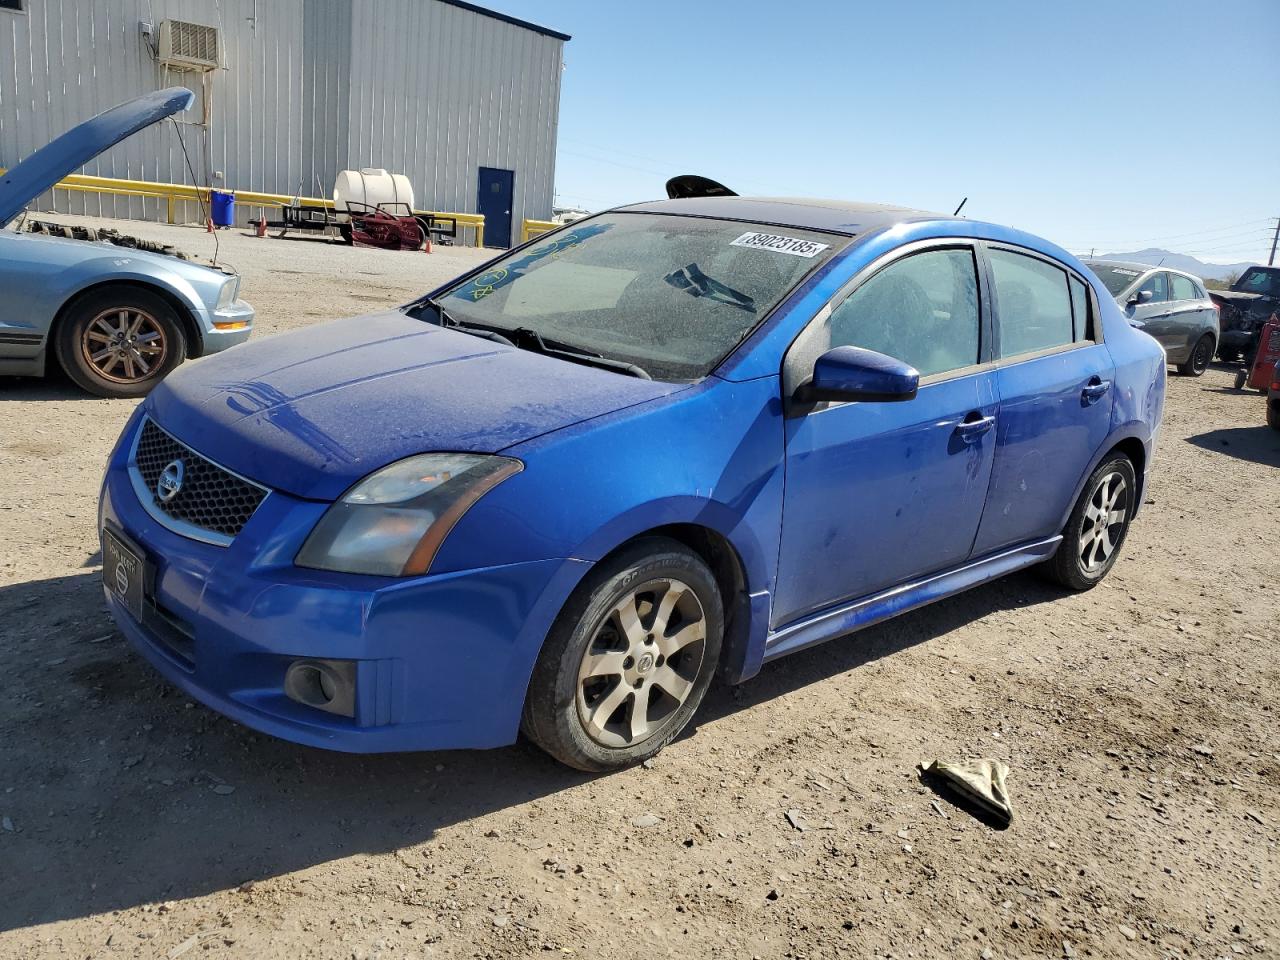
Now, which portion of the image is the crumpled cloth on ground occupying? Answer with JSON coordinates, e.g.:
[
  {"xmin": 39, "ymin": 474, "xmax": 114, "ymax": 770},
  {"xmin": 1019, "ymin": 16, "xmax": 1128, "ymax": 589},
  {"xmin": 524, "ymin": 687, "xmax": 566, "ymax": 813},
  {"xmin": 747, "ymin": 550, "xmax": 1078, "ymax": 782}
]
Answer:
[{"xmin": 920, "ymin": 758, "xmax": 1013, "ymax": 826}]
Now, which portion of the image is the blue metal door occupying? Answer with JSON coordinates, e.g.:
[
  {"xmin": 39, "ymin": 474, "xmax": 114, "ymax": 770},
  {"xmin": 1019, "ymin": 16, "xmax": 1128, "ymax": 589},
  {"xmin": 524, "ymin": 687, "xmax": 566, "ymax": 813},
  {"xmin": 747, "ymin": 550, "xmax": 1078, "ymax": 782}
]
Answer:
[
  {"xmin": 772, "ymin": 371, "xmax": 1000, "ymax": 628},
  {"xmin": 477, "ymin": 167, "xmax": 514, "ymax": 248},
  {"xmin": 969, "ymin": 344, "xmax": 1115, "ymax": 556}
]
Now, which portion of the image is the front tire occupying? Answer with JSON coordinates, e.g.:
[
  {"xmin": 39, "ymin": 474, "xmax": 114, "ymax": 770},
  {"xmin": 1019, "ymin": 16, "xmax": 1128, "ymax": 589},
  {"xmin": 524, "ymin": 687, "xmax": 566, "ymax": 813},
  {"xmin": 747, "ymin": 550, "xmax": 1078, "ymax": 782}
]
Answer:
[
  {"xmin": 522, "ymin": 538, "xmax": 723, "ymax": 772},
  {"xmin": 1177, "ymin": 334, "xmax": 1214, "ymax": 377},
  {"xmin": 1040, "ymin": 454, "xmax": 1137, "ymax": 591},
  {"xmin": 55, "ymin": 287, "xmax": 186, "ymax": 398}
]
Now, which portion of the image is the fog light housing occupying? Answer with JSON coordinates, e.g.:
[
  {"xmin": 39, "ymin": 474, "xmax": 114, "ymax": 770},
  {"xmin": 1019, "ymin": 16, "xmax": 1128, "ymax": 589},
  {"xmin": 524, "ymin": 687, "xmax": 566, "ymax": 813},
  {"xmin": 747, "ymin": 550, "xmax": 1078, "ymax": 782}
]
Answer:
[{"xmin": 284, "ymin": 659, "xmax": 356, "ymax": 718}]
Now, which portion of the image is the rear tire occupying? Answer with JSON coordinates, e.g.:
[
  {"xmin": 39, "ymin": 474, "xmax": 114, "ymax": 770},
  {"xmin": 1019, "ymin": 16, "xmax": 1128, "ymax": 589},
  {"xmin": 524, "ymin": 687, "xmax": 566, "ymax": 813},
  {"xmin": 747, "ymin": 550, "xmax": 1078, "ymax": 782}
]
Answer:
[
  {"xmin": 55, "ymin": 287, "xmax": 186, "ymax": 398},
  {"xmin": 522, "ymin": 538, "xmax": 723, "ymax": 772},
  {"xmin": 1268, "ymin": 402, "xmax": 1280, "ymax": 432},
  {"xmin": 1040, "ymin": 453, "xmax": 1137, "ymax": 591},
  {"xmin": 1176, "ymin": 334, "xmax": 1214, "ymax": 377}
]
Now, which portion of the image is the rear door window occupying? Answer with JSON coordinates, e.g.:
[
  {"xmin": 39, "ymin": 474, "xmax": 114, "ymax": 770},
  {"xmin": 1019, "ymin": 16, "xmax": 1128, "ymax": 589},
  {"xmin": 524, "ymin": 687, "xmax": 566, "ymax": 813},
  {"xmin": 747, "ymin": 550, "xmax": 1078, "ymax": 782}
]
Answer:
[
  {"xmin": 1170, "ymin": 274, "xmax": 1198, "ymax": 301},
  {"xmin": 824, "ymin": 248, "xmax": 980, "ymax": 378},
  {"xmin": 1138, "ymin": 272, "xmax": 1168, "ymax": 302},
  {"xmin": 989, "ymin": 249, "xmax": 1074, "ymax": 357}
]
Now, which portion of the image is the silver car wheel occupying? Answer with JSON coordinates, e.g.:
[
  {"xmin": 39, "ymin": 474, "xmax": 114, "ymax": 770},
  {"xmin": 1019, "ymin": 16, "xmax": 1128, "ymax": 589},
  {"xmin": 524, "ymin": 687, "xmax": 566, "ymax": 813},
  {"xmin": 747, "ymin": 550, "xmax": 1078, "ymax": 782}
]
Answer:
[
  {"xmin": 575, "ymin": 578, "xmax": 706, "ymax": 749},
  {"xmin": 1078, "ymin": 470, "xmax": 1129, "ymax": 573},
  {"xmin": 81, "ymin": 307, "xmax": 168, "ymax": 383}
]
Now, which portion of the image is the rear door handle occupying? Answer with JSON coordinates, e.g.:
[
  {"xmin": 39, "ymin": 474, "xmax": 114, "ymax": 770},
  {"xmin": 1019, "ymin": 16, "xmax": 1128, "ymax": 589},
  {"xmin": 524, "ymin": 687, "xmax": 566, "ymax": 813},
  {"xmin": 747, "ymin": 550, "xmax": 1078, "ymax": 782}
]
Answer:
[
  {"xmin": 1082, "ymin": 378, "xmax": 1111, "ymax": 403},
  {"xmin": 954, "ymin": 413, "xmax": 995, "ymax": 442}
]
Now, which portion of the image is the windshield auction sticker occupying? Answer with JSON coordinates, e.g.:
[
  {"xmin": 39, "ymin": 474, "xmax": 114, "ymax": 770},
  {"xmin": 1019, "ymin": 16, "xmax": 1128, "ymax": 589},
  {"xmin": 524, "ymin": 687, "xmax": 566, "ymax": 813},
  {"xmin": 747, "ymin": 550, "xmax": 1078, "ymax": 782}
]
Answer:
[
  {"xmin": 730, "ymin": 232, "xmax": 830, "ymax": 258},
  {"xmin": 1110, "ymin": 268, "xmax": 1141, "ymax": 277}
]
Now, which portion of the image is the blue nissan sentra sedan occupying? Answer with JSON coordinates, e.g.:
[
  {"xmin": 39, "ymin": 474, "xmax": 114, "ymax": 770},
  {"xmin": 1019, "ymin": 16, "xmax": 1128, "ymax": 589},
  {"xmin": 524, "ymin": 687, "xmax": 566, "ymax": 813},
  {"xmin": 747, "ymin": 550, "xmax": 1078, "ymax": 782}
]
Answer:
[{"xmin": 99, "ymin": 193, "xmax": 1165, "ymax": 771}]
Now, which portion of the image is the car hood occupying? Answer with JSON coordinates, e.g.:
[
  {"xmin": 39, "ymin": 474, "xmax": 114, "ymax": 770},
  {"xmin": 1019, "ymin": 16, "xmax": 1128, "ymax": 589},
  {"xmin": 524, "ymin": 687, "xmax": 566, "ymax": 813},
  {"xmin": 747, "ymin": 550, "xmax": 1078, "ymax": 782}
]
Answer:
[
  {"xmin": 1209, "ymin": 289, "xmax": 1263, "ymax": 303},
  {"xmin": 147, "ymin": 310, "xmax": 687, "ymax": 500},
  {"xmin": 0, "ymin": 87, "xmax": 193, "ymax": 227}
]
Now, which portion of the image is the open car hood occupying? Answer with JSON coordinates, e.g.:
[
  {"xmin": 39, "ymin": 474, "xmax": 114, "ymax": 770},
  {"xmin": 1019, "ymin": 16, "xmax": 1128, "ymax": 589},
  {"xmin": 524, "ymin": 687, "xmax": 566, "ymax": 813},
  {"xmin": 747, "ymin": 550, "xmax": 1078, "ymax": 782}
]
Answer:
[{"xmin": 0, "ymin": 87, "xmax": 194, "ymax": 227}]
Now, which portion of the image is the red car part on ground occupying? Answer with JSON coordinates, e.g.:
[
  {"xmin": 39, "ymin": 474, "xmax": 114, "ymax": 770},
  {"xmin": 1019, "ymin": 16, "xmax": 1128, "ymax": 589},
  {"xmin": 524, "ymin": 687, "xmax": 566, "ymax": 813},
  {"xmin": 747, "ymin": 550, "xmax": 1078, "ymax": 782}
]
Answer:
[{"xmin": 1241, "ymin": 314, "xmax": 1280, "ymax": 392}]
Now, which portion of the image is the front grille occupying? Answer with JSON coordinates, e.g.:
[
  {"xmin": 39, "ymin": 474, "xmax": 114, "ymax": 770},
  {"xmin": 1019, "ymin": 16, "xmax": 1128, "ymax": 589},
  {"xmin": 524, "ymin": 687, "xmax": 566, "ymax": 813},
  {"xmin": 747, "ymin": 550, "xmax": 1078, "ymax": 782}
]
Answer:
[{"xmin": 132, "ymin": 418, "xmax": 268, "ymax": 542}]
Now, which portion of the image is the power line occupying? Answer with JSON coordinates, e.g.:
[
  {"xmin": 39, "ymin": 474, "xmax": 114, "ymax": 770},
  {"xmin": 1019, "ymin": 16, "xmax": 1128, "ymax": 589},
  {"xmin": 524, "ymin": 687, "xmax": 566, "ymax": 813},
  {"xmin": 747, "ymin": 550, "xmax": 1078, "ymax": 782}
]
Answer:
[{"xmin": 1061, "ymin": 220, "xmax": 1273, "ymax": 249}]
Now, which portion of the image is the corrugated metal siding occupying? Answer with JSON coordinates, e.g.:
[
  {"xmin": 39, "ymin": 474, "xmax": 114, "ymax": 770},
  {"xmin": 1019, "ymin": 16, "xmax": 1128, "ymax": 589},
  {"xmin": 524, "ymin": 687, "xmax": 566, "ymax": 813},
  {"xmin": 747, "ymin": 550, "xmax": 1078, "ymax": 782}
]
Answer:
[
  {"xmin": 0, "ymin": 0, "xmax": 562, "ymax": 231},
  {"xmin": 343, "ymin": 0, "xmax": 561, "ymax": 230},
  {"xmin": 300, "ymin": 0, "xmax": 350, "ymax": 199}
]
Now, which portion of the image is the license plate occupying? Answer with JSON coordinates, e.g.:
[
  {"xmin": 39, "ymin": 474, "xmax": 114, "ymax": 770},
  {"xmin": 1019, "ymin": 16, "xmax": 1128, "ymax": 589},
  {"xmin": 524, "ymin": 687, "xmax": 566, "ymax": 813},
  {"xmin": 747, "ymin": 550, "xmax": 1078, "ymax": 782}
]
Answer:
[{"xmin": 102, "ymin": 529, "xmax": 145, "ymax": 621}]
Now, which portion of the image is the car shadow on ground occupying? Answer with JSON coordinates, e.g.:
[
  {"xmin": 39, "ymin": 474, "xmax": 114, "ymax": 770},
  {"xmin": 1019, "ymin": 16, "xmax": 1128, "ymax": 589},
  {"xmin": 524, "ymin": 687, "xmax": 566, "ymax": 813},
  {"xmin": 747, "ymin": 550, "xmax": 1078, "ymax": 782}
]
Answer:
[
  {"xmin": 0, "ymin": 565, "xmax": 1063, "ymax": 932},
  {"xmin": 0, "ymin": 371, "xmax": 93, "ymax": 402},
  {"xmin": 1185, "ymin": 425, "xmax": 1280, "ymax": 467}
]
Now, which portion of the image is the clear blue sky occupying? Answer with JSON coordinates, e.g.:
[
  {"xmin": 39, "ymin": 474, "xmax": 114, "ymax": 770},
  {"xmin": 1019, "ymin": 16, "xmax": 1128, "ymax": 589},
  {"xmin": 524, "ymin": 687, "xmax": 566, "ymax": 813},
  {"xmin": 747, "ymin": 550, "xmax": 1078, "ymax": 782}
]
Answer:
[{"xmin": 492, "ymin": 0, "xmax": 1280, "ymax": 264}]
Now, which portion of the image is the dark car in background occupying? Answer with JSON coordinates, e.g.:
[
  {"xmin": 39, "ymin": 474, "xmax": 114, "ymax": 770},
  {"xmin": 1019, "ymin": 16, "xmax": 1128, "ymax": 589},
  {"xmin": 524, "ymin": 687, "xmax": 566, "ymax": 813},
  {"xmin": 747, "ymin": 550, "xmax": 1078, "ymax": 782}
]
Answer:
[
  {"xmin": 1086, "ymin": 261, "xmax": 1218, "ymax": 376},
  {"xmin": 1209, "ymin": 265, "xmax": 1280, "ymax": 365}
]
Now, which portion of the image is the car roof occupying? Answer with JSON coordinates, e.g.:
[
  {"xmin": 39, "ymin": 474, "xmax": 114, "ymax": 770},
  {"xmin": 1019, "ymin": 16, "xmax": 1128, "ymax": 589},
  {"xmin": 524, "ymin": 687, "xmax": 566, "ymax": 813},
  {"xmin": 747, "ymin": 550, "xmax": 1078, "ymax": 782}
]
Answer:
[
  {"xmin": 1086, "ymin": 259, "xmax": 1205, "ymax": 283},
  {"xmin": 617, "ymin": 196, "xmax": 949, "ymax": 236}
]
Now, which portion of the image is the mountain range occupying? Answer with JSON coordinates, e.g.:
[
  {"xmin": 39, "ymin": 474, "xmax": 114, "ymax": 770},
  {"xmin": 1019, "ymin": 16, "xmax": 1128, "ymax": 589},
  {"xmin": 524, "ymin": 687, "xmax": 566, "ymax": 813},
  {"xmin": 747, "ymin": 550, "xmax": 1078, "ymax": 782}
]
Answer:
[{"xmin": 1091, "ymin": 247, "xmax": 1258, "ymax": 282}]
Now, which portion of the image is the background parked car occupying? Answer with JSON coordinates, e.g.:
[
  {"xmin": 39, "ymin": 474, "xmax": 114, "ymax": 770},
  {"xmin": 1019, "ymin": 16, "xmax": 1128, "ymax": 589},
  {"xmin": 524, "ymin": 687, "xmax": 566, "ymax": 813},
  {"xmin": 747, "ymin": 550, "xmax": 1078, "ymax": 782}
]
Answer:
[
  {"xmin": 0, "ymin": 87, "xmax": 253, "ymax": 398},
  {"xmin": 1086, "ymin": 260, "xmax": 1219, "ymax": 376},
  {"xmin": 1208, "ymin": 264, "xmax": 1280, "ymax": 365}
]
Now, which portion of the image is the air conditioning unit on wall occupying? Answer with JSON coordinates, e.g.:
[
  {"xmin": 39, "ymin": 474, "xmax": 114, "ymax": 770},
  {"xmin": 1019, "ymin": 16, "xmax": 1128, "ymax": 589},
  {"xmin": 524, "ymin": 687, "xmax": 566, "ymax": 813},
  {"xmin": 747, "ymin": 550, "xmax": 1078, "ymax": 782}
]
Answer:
[{"xmin": 157, "ymin": 20, "xmax": 220, "ymax": 71}]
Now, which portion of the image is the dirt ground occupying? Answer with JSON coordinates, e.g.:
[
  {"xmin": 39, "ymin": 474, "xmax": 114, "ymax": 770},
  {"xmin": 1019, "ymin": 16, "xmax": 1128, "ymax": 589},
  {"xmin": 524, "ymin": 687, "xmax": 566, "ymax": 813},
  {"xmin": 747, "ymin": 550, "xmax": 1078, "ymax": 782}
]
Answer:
[{"xmin": 1, "ymin": 216, "xmax": 1277, "ymax": 960}]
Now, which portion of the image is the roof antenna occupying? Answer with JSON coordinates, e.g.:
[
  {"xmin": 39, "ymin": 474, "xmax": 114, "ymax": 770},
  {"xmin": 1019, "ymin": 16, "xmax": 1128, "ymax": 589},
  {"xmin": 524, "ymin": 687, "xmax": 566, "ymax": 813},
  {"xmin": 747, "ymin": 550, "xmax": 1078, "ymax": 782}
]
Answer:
[{"xmin": 952, "ymin": 197, "xmax": 968, "ymax": 217}]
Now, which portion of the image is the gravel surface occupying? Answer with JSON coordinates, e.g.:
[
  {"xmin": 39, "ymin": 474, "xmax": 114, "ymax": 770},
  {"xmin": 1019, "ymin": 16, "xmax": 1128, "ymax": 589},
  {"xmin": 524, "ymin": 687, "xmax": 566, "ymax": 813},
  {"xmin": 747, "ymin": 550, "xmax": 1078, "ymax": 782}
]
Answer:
[{"xmin": 1, "ymin": 216, "xmax": 1278, "ymax": 959}]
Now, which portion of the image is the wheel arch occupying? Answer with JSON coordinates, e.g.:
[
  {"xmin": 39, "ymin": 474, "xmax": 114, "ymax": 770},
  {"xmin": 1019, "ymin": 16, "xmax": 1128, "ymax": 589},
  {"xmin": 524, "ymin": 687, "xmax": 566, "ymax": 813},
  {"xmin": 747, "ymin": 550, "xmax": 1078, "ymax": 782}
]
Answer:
[
  {"xmin": 516, "ymin": 506, "xmax": 772, "ymax": 716},
  {"xmin": 1058, "ymin": 426, "xmax": 1151, "ymax": 532},
  {"xmin": 50, "ymin": 278, "xmax": 205, "ymax": 364}
]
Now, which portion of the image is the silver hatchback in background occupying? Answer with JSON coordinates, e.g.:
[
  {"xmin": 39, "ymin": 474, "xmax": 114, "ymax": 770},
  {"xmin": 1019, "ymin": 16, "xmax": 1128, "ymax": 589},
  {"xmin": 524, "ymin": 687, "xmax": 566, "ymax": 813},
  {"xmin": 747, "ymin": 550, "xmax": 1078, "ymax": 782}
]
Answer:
[{"xmin": 1086, "ymin": 261, "xmax": 1219, "ymax": 376}]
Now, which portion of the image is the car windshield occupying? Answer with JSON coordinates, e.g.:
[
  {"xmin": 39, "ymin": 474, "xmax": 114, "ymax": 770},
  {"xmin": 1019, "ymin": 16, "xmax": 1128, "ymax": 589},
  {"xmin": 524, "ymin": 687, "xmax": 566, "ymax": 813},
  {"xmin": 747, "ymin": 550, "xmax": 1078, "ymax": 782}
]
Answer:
[
  {"xmin": 1237, "ymin": 267, "xmax": 1280, "ymax": 298},
  {"xmin": 1086, "ymin": 262, "xmax": 1145, "ymax": 298},
  {"xmin": 428, "ymin": 212, "xmax": 844, "ymax": 381}
]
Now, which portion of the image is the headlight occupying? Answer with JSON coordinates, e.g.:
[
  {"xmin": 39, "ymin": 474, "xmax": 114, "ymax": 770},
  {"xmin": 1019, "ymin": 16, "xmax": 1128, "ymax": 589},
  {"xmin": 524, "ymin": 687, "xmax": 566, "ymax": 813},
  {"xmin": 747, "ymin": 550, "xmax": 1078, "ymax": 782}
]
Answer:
[
  {"xmin": 216, "ymin": 276, "xmax": 239, "ymax": 309},
  {"xmin": 295, "ymin": 454, "xmax": 522, "ymax": 577}
]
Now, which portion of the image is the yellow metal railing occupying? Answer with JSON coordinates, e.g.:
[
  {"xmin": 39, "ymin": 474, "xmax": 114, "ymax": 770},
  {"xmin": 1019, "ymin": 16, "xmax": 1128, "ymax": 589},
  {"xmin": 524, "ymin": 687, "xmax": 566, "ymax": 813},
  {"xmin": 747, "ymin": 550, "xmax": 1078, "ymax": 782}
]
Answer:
[
  {"xmin": 521, "ymin": 218, "xmax": 557, "ymax": 243},
  {"xmin": 1, "ymin": 169, "xmax": 486, "ymax": 247}
]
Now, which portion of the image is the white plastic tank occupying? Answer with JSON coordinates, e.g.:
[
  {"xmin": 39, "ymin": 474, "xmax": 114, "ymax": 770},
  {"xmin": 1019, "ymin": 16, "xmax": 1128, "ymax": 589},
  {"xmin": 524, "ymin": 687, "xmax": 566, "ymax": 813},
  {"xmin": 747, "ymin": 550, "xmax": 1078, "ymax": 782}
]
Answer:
[{"xmin": 333, "ymin": 169, "xmax": 415, "ymax": 214}]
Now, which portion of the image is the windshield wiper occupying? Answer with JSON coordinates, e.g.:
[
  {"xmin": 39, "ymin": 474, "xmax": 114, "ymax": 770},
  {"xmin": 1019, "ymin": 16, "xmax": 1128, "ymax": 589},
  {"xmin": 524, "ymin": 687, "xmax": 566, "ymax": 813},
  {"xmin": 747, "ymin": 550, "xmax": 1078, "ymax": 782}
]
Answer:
[
  {"xmin": 425, "ymin": 299, "xmax": 515, "ymax": 346},
  {"xmin": 426, "ymin": 301, "xmax": 651, "ymax": 379},
  {"xmin": 511, "ymin": 327, "xmax": 652, "ymax": 380},
  {"xmin": 664, "ymin": 263, "xmax": 756, "ymax": 313}
]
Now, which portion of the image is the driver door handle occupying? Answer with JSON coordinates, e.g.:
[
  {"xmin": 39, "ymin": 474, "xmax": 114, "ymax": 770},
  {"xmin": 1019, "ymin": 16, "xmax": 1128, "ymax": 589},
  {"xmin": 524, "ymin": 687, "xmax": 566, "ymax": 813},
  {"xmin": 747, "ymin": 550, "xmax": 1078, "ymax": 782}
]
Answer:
[
  {"xmin": 1082, "ymin": 377, "xmax": 1111, "ymax": 404},
  {"xmin": 953, "ymin": 413, "xmax": 995, "ymax": 442}
]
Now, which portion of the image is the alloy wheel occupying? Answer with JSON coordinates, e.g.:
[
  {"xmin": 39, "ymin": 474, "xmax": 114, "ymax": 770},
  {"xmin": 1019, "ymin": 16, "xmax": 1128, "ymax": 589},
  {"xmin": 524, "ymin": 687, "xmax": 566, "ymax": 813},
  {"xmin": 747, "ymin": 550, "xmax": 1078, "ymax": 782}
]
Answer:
[
  {"xmin": 575, "ymin": 578, "xmax": 707, "ymax": 749},
  {"xmin": 1078, "ymin": 470, "xmax": 1129, "ymax": 574},
  {"xmin": 81, "ymin": 307, "xmax": 168, "ymax": 383}
]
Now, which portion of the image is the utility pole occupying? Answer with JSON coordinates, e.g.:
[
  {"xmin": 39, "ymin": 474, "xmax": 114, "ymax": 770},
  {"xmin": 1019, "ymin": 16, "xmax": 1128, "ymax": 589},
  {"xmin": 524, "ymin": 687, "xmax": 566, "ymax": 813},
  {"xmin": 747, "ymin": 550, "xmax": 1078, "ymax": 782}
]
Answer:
[{"xmin": 1270, "ymin": 217, "xmax": 1280, "ymax": 266}]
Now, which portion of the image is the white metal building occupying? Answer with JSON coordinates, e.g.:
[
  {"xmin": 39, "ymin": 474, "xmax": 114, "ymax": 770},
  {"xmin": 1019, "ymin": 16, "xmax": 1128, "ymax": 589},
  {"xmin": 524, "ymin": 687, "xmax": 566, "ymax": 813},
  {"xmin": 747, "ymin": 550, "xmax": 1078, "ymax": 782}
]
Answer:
[{"xmin": 0, "ymin": 0, "xmax": 569, "ymax": 246}]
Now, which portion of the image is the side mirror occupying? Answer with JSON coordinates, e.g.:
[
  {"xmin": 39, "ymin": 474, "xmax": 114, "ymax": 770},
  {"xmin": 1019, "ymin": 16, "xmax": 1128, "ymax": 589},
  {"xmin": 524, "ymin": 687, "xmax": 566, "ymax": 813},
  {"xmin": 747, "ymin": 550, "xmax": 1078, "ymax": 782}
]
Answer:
[
  {"xmin": 800, "ymin": 345, "xmax": 919, "ymax": 403},
  {"xmin": 1127, "ymin": 289, "xmax": 1154, "ymax": 307}
]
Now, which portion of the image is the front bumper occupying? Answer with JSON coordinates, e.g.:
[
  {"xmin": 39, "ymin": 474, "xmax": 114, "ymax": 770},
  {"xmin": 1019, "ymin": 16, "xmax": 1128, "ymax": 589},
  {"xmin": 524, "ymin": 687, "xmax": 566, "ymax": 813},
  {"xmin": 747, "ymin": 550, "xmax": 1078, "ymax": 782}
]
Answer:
[
  {"xmin": 100, "ymin": 416, "xmax": 588, "ymax": 752},
  {"xmin": 198, "ymin": 299, "xmax": 255, "ymax": 355}
]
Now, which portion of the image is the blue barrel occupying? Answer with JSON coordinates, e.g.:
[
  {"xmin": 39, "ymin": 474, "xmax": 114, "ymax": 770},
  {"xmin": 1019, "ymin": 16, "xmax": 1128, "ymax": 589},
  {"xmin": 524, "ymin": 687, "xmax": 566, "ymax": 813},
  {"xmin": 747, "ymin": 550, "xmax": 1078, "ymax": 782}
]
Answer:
[{"xmin": 210, "ymin": 190, "xmax": 235, "ymax": 227}]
